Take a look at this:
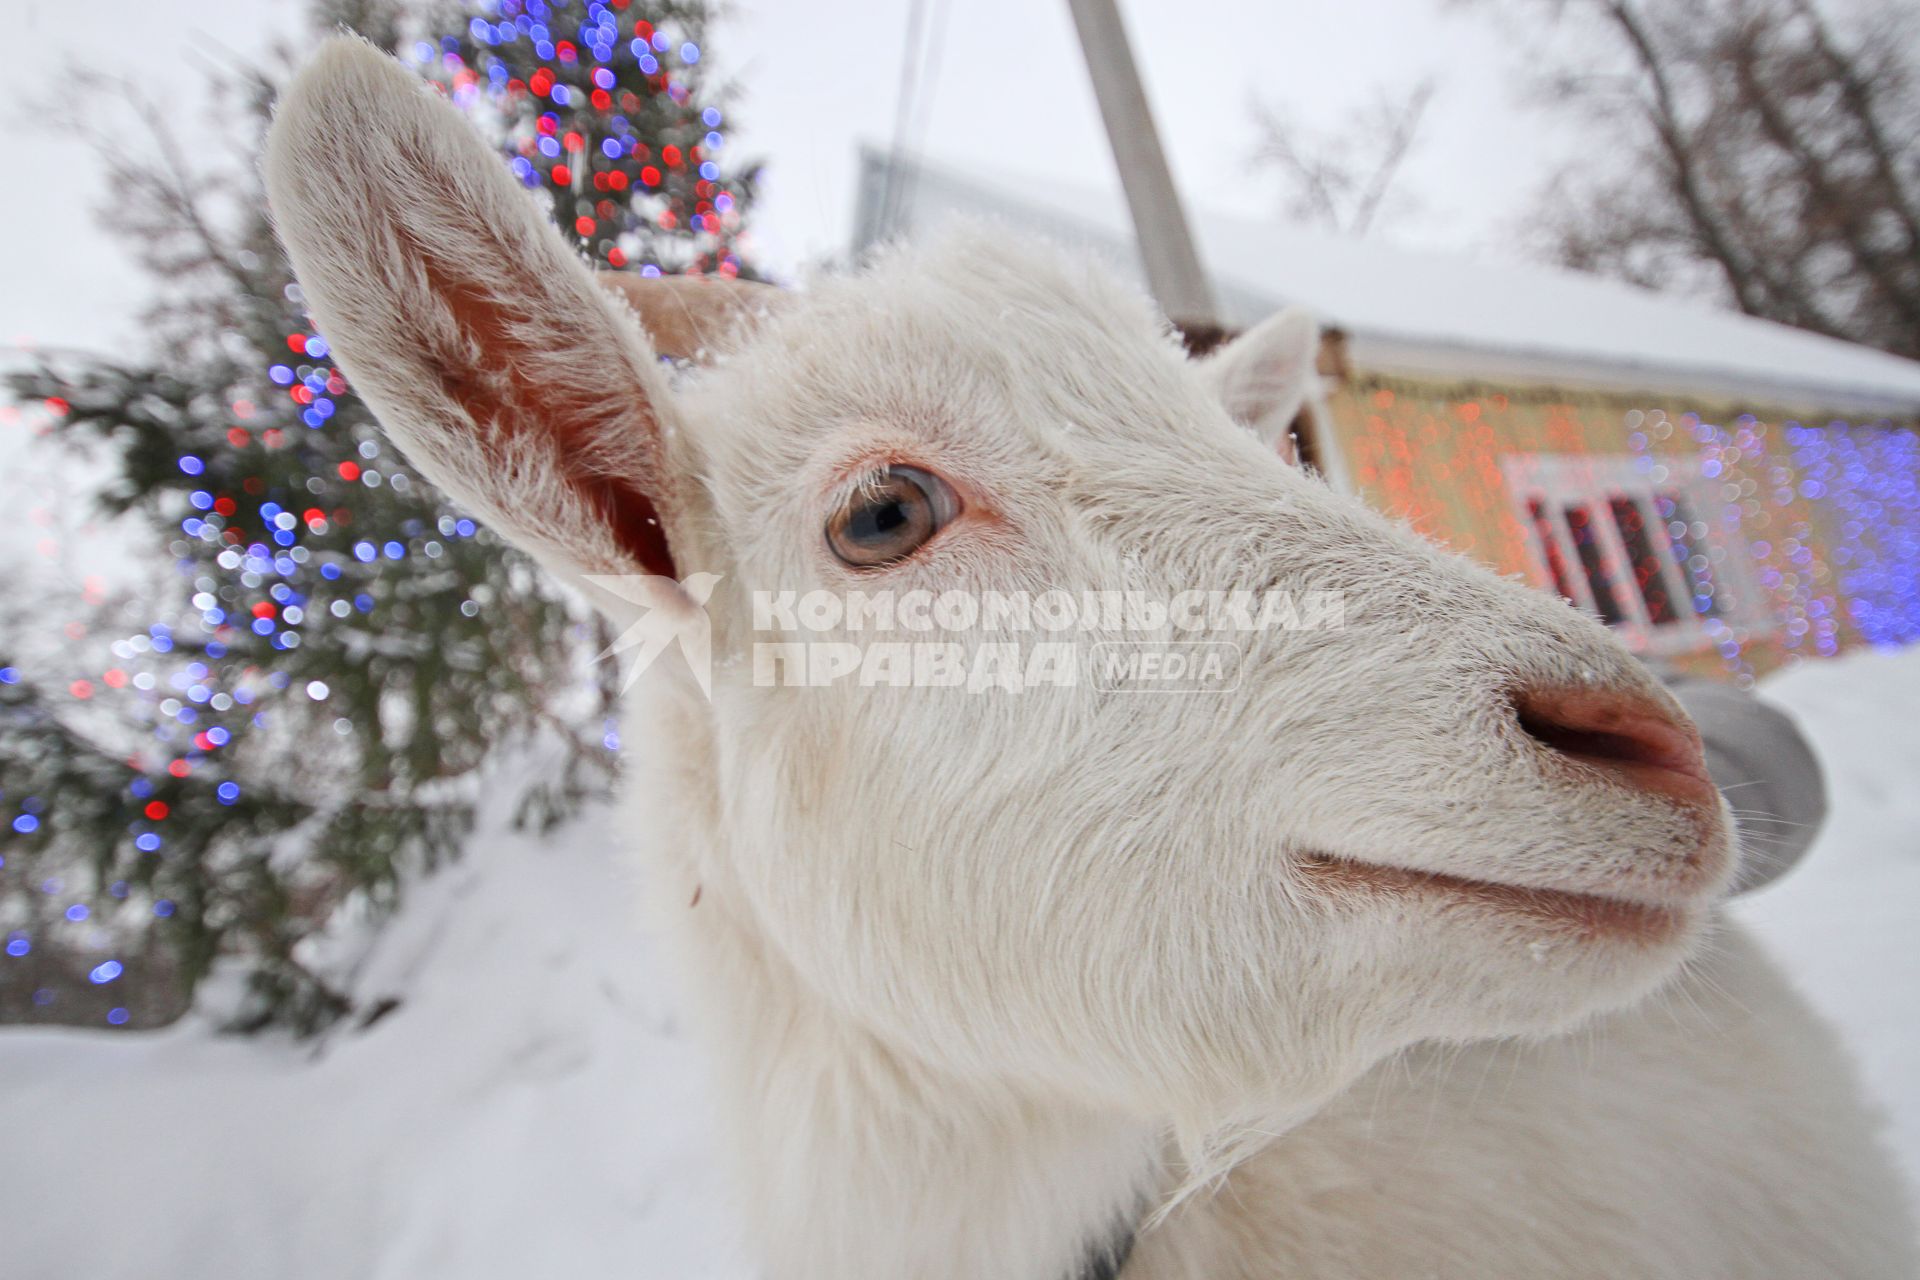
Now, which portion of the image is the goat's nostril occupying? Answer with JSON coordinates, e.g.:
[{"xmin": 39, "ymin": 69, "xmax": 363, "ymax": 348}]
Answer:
[{"xmin": 1513, "ymin": 685, "xmax": 1716, "ymax": 801}]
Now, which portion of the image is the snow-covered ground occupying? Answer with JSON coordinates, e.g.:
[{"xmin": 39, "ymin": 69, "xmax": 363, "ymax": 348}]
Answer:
[
  {"xmin": 3, "ymin": 647, "xmax": 1918, "ymax": 1279},
  {"xmin": 0, "ymin": 802, "xmax": 752, "ymax": 1280},
  {"xmin": 1731, "ymin": 646, "xmax": 1920, "ymax": 1192}
]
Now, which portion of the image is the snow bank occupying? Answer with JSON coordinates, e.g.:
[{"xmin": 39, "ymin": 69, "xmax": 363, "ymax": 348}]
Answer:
[
  {"xmin": 1735, "ymin": 645, "xmax": 1920, "ymax": 1194},
  {"xmin": 2, "ymin": 646, "xmax": 1917, "ymax": 1278},
  {"xmin": 0, "ymin": 811, "xmax": 749, "ymax": 1280}
]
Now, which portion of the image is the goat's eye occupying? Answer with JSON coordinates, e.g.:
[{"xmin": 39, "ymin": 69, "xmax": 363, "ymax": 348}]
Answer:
[{"xmin": 826, "ymin": 465, "xmax": 959, "ymax": 568}]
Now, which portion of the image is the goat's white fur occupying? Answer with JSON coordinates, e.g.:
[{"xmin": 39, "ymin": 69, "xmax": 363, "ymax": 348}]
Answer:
[{"xmin": 266, "ymin": 40, "xmax": 1915, "ymax": 1278}]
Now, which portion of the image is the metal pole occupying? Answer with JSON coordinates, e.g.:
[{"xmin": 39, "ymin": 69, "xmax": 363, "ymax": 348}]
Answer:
[{"xmin": 1065, "ymin": 0, "xmax": 1220, "ymax": 334}]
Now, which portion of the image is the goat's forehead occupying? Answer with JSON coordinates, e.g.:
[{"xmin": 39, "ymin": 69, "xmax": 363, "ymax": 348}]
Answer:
[{"xmin": 703, "ymin": 243, "xmax": 1200, "ymax": 463}]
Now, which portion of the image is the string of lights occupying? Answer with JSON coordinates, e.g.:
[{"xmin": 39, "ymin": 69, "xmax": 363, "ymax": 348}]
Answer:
[{"xmin": 1338, "ymin": 375, "xmax": 1920, "ymax": 684}]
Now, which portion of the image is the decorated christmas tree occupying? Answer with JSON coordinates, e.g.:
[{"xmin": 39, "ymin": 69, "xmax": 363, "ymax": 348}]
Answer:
[
  {"xmin": 1, "ymin": 0, "xmax": 757, "ymax": 1032},
  {"xmin": 420, "ymin": 0, "xmax": 756, "ymax": 277}
]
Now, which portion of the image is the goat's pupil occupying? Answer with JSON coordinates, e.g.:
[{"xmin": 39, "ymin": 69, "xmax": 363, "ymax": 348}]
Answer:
[
  {"xmin": 848, "ymin": 474, "xmax": 927, "ymax": 547},
  {"xmin": 863, "ymin": 500, "xmax": 909, "ymax": 537}
]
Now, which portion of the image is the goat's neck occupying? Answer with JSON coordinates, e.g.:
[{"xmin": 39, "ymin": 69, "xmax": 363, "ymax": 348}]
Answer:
[
  {"xmin": 635, "ymin": 692, "xmax": 1165, "ymax": 1277},
  {"xmin": 662, "ymin": 870, "xmax": 1160, "ymax": 1280}
]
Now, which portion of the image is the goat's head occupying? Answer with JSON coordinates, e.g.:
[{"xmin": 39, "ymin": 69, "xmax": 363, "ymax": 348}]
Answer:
[{"xmin": 267, "ymin": 40, "xmax": 1735, "ymax": 1141}]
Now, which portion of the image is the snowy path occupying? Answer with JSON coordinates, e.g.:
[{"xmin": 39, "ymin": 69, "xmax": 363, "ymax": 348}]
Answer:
[{"xmin": 2, "ymin": 647, "xmax": 1917, "ymax": 1279}]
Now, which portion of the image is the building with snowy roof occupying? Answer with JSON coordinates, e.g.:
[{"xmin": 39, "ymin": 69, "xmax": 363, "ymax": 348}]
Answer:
[{"xmin": 854, "ymin": 149, "xmax": 1920, "ymax": 679}]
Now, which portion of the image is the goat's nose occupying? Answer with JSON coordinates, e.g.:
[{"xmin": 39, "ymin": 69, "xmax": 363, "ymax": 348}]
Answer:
[{"xmin": 1512, "ymin": 685, "xmax": 1718, "ymax": 806}]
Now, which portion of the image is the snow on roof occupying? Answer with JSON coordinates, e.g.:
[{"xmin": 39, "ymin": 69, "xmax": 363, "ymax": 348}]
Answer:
[{"xmin": 856, "ymin": 148, "xmax": 1920, "ymax": 417}]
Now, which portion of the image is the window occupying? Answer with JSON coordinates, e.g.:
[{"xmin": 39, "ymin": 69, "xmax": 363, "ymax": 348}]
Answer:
[
  {"xmin": 1607, "ymin": 495, "xmax": 1678, "ymax": 625},
  {"xmin": 1503, "ymin": 454, "xmax": 1766, "ymax": 655}
]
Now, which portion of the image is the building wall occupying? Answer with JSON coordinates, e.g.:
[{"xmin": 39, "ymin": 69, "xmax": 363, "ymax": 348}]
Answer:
[{"xmin": 1323, "ymin": 370, "xmax": 1920, "ymax": 684}]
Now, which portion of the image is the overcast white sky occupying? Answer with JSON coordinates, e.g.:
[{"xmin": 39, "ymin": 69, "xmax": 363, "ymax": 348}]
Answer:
[{"xmin": 0, "ymin": 0, "xmax": 1573, "ymax": 355}]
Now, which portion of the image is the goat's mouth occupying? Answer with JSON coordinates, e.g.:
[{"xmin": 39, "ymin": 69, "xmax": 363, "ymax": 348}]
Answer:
[{"xmin": 1296, "ymin": 853, "xmax": 1695, "ymax": 942}]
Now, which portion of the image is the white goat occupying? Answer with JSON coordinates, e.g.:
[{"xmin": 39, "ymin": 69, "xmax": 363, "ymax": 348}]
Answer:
[{"xmin": 266, "ymin": 40, "xmax": 1914, "ymax": 1279}]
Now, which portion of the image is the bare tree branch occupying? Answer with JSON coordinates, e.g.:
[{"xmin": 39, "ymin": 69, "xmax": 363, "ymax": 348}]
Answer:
[
  {"xmin": 1602, "ymin": 1, "xmax": 1774, "ymax": 317},
  {"xmin": 1350, "ymin": 82, "xmax": 1435, "ymax": 238},
  {"xmin": 1488, "ymin": 0, "xmax": 1920, "ymax": 358},
  {"xmin": 1252, "ymin": 78, "xmax": 1435, "ymax": 238},
  {"xmin": 1785, "ymin": 0, "xmax": 1920, "ymax": 256},
  {"xmin": 1725, "ymin": 13, "xmax": 1920, "ymax": 331}
]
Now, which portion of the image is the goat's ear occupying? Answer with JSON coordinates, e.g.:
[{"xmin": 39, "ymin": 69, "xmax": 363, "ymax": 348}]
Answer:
[
  {"xmin": 265, "ymin": 38, "xmax": 684, "ymax": 610},
  {"xmin": 595, "ymin": 272, "xmax": 784, "ymax": 362},
  {"xmin": 1201, "ymin": 307, "xmax": 1320, "ymax": 461}
]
